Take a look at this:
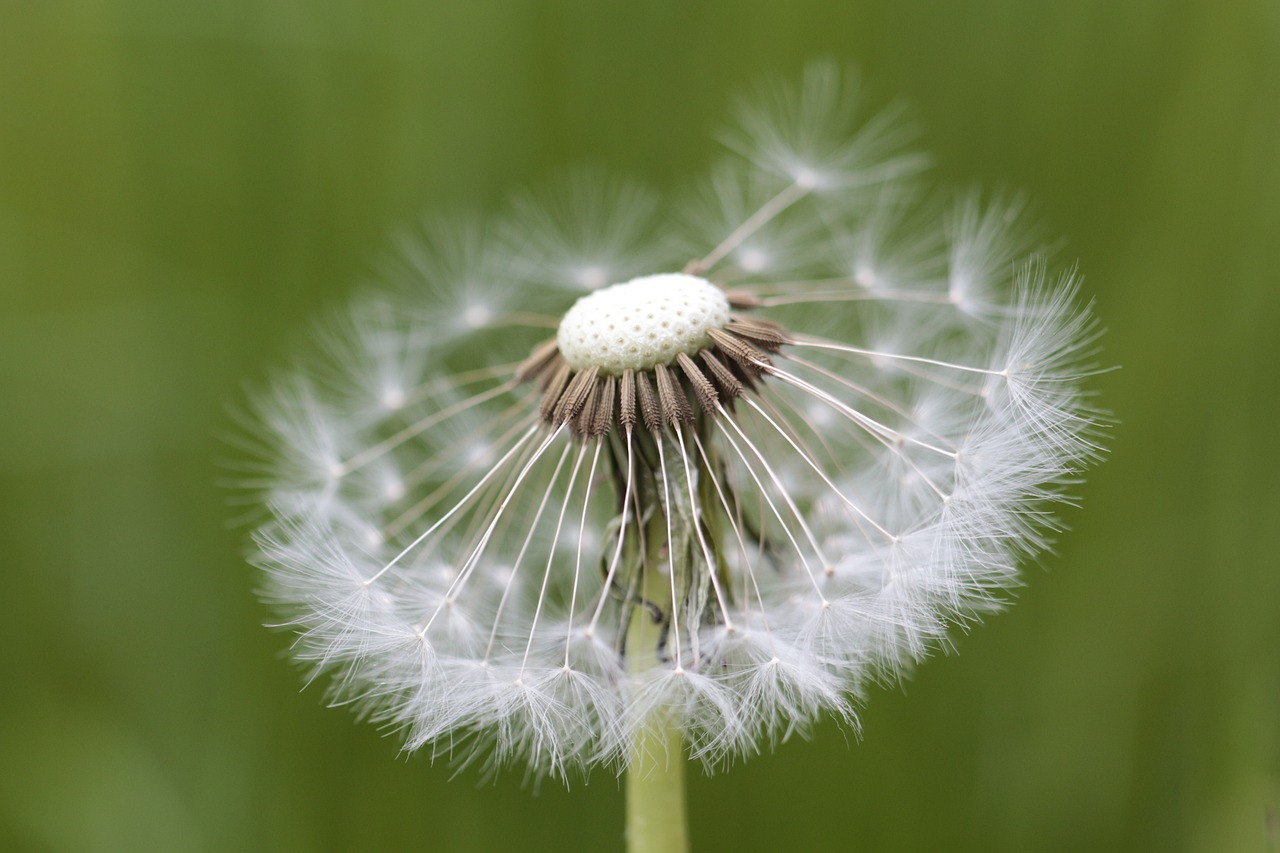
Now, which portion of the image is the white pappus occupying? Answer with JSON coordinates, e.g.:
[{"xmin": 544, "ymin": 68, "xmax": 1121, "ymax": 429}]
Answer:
[{"xmin": 245, "ymin": 61, "xmax": 1106, "ymax": 780}]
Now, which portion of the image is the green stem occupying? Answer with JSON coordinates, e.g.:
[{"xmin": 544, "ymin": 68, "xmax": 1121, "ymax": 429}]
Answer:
[
  {"xmin": 624, "ymin": 462, "xmax": 690, "ymax": 853},
  {"xmin": 625, "ymin": 709, "xmax": 688, "ymax": 853}
]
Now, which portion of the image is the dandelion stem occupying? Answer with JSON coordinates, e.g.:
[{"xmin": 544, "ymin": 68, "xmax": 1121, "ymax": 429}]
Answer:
[
  {"xmin": 625, "ymin": 709, "xmax": 688, "ymax": 853},
  {"xmin": 622, "ymin": 558, "xmax": 686, "ymax": 850},
  {"xmin": 625, "ymin": 482, "xmax": 689, "ymax": 853}
]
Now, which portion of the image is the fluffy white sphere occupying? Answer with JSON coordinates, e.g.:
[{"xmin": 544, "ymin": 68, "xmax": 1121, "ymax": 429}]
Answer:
[{"xmin": 247, "ymin": 63, "xmax": 1104, "ymax": 780}]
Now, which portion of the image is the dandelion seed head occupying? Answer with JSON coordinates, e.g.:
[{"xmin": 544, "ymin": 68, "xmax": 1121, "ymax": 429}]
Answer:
[
  {"xmin": 243, "ymin": 61, "xmax": 1106, "ymax": 780},
  {"xmin": 853, "ymin": 262, "xmax": 878, "ymax": 289},
  {"xmin": 379, "ymin": 386, "xmax": 407, "ymax": 412},
  {"xmin": 575, "ymin": 265, "xmax": 609, "ymax": 290},
  {"xmin": 737, "ymin": 246, "xmax": 770, "ymax": 273},
  {"xmin": 463, "ymin": 302, "xmax": 493, "ymax": 329}
]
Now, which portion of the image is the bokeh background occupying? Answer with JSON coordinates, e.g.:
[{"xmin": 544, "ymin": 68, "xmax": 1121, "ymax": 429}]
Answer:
[{"xmin": 2, "ymin": 1, "xmax": 1277, "ymax": 851}]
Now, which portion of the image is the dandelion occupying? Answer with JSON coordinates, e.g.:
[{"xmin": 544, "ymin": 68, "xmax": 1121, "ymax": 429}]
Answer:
[{"xmin": 245, "ymin": 62, "xmax": 1103, "ymax": 850}]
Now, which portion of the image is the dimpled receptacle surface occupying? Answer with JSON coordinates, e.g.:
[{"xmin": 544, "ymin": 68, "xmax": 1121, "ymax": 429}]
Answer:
[{"xmin": 556, "ymin": 274, "xmax": 731, "ymax": 374}]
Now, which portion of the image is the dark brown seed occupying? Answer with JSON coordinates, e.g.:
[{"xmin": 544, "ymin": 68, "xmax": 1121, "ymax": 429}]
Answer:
[
  {"xmin": 539, "ymin": 360, "xmax": 573, "ymax": 420},
  {"xmin": 677, "ymin": 352, "xmax": 719, "ymax": 414},
  {"xmin": 708, "ymin": 327, "xmax": 771, "ymax": 374},
  {"xmin": 634, "ymin": 369, "xmax": 662, "ymax": 432},
  {"xmin": 588, "ymin": 374, "xmax": 616, "ymax": 437},
  {"xmin": 572, "ymin": 375, "xmax": 601, "ymax": 436},
  {"xmin": 724, "ymin": 290, "xmax": 763, "ymax": 310},
  {"xmin": 534, "ymin": 353, "xmax": 569, "ymax": 391},
  {"xmin": 654, "ymin": 363, "xmax": 694, "ymax": 425},
  {"xmin": 727, "ymin": 316, "xmax": 788, "ymax": 350},
  {"xmin": 619, "ymin": 369, "xmax": 638, "ymax": 433},
  {"xmin": 699, "ymin": 350, "xmax": 744, "ymax": 400},
  {"xmin": 515, "ymin": 338, "xmax": 561, "ymax": 383},
  {"xmin": 552, "ymin": 365, "xmax": 599, "ymax": 425}
]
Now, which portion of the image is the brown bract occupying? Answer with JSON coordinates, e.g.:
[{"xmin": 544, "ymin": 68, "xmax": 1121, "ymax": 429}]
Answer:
[{"xmin": 516, "ymin": 312, "xmax": 790, "ymax": 439}]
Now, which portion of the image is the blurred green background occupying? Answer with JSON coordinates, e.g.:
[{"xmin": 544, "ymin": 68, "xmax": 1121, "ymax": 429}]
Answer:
[{"xmin": 2, "ymin": 1, "xmax": 1277, "ymax": 851}]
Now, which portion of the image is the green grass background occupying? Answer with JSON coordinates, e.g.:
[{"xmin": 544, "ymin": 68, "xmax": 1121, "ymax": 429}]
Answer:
[{"xmin": 1, "ymin": 1, "xmax": 1277, "ymax": 851}]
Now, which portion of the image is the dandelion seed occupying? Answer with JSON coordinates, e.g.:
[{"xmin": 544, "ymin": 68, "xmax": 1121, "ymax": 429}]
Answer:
[{"xmin": 245, "ymin": 62, "xmax": 1105, "ymax": 790}]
